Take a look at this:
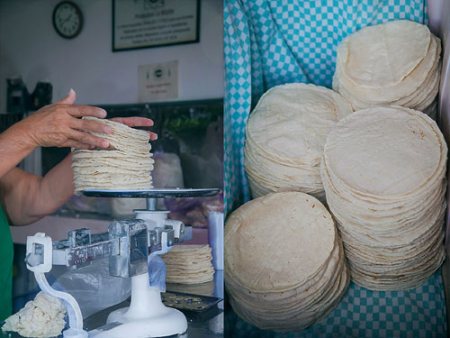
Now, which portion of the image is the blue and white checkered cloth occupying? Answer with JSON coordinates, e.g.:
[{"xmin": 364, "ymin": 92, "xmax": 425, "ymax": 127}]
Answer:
[
  {"xmin": 225, "ymin": 271, "xmax": 447, "ymax": 338},
  {"xmin": 224, "ymin": 0, "xmax": 427, "ymax": 212},
  {"xmin": 224, "ymin": 1, "xmax": 446, "ymax": 337}
]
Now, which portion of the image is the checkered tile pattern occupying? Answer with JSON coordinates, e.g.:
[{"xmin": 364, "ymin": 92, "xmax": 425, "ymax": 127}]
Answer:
[
  {"xmin": 225, "ymin": 271, "xmax": 447, "ymax": 338},
  {"xmin": 224, "ymin": 0, "xmax": 427, "ymax": 212}
]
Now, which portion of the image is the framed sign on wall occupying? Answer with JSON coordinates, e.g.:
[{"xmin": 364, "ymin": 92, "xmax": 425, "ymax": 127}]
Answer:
[{"xmin": 112, "ymin": 0, "xmax": 200, "ymax": 52}]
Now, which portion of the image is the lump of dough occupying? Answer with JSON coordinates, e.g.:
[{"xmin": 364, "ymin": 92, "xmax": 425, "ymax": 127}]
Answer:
[{"xmin": 2, "ymin": 292, "xmax": 66, "ymax": 337}]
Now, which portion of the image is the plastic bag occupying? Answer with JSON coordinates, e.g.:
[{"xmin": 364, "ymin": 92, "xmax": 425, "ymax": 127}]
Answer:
[
  {"xmin": 165, "ymin": 193, "xmax": 224, "ymax": 228},
  {"xmin": 52, "ymin": 258, "xmax": 131, "ymax": 319},
  {"xmin": 148, "ymin": 254, "xmax": 166, "ymax": 292}
]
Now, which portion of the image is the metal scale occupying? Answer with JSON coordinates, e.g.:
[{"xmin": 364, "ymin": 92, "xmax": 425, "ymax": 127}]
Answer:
[{"xmin": 25, "ymin": 188, "xmax": 219, "ymax": 338}]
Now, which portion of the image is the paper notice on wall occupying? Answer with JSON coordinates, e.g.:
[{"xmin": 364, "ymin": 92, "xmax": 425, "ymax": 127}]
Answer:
[
  {"xmin": 138, "ymin": 60, "xmax": 178, "ymax": 102},
  {"xmin": 113, "ymin": 0, "xmax": 199, "ymax": 51}
]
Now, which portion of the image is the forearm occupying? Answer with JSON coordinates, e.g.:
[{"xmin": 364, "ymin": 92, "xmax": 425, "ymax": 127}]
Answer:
[
  {"xmin": 34, "ymin": 154, "xmax": 74, "ymax": 217},
  {"xmin": 0, "ymin": 122, "xmax": 36, "ymax": 178},
  {"xmin": 0, "ymin": 155, "xmax": 74, "ymax": 225}
]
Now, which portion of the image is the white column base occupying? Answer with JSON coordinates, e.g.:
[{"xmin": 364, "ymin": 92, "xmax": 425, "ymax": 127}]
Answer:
[{"xmin": 91, "ymin": 274, "xmax": 187, "ymax": 338}]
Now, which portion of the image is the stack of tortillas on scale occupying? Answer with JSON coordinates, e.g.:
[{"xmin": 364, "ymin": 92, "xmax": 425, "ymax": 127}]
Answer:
[
  {"xmin": 225, "ymin": 192, "xmax": 349, "ymax": 331},
  {"xmin": 333, "ymin": 20, "xmax": 441, "ymax": 114},
  {"xmin": 245, "ymin": 83, "xmax": 352, "ymax": 200},
  {"xmin": 72, "ymin": 117, "xmax": 154, "ymax": 191},
  {"xmin": 321, "ymin": 106, "xmax": 447, "ymax": 291},
  {"xmin": 162, "ymin": 244, "xmax": 215, "ymax": 284}
]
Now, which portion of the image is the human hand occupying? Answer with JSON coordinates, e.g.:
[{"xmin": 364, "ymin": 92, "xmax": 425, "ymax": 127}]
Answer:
[
  {"xmin": 110, "ymin": 117, "xmax": 158, "ymax": 141},
  {"xmin": 17, "ymin": 89, "xmax": 112, "ymax": 149}
]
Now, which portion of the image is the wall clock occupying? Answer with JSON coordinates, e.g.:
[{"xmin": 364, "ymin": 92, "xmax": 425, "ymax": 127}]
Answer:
[{"xmin": 52, "ymin": 1, "xmax": 83, "ymax": 39}]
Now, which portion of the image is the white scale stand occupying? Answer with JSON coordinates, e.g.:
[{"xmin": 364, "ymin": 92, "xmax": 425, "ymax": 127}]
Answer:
[{"xmin": 26, "ymin": 188, "xmax": 219, "ymax": 338}]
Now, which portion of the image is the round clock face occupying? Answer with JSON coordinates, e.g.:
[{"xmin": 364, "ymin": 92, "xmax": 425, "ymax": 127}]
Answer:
[{"xmin": 53, "ymin": 1, "xmax": 83, "ymax": 39}]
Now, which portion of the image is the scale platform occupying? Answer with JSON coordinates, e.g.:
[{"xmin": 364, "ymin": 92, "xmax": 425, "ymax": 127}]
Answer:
[{"xmin": 82, "ymin": 188, "xmax": 220, "ymax": 199}]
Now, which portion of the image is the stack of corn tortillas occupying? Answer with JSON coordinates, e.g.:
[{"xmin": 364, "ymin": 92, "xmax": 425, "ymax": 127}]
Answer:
[
  {"xmin": 245, "ymin": 84, "xmax": 352, "ymax": 200},
  {"xmin": 333, "ymin": 20, "xmax": 441, "ymax": 113},
  {"xmin": 225, "ymin": 192, "xmax": 349, "ymax": 331},
  {"xmin": 321, "ymin": 106, "xmax": 447, "ymax": 291},
  {"xmin": 162, "ymin": 244, "xmax": 215, "ymax": 284},
  {"xmin": 72, "ymin": 117, "xmax": 154, "ymax": 191},
  {"xmin": 166, "ymin": 279, "xmax": 215, "ymax": 296}
]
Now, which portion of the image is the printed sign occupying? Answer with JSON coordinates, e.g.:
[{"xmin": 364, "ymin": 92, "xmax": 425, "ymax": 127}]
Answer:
[
  {"xmin": 113, "ymin": 0, "xmax": 200, "ymax": 51},
  {"xmin": 138, "ymin": 60, "xmax": 178, "ymax": 101}
]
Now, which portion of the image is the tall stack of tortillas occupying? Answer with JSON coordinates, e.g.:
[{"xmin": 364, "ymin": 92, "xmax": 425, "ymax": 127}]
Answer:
[
  {"xmin": 333, "ymin": 20, "xmax": 441, "ymax": 113},
  {"xmin": 72, "ymin": 117, "xmax": 154, "ymax": 191},
  {"xmin": 162, "ymin": 244, "xmax": 214, "ymax": 284},
  {"xmin": 321, "ymin": 106, "xmax": 447, "ymax": 291},
  {"xmin": 225, "ymin": 192, "xmax": 349, "ymax": 331},
  {"xmin": 245, "ymin": 84, "xmax": 352, "ymax": 200}
]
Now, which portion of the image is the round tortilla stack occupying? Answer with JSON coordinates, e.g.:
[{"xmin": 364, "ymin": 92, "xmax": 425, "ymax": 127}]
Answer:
[
  {"xmin": 245, "ymin": 83, "xmax": 352, "ymax": 200},
  {"xmin": 321, "ymin": 106, "xmax": 447, "ymax": 291},
  {"xmin": 165, "ymin": 279, "xmax": 215, "ymax": 296},
  {"xmin": 333, "ymin": 20, "xmax": 441, "ymax": 113},
  {"xmin": 72, "ymin": 117, "xmax": 154, "ymax": 191},
  {"xmin": 162, "ymin": 244, "xmax": 215, "ymax": 284},
  {"xmin": 225, "ymin": 192, "xmax": 349, "ymax": 331}
]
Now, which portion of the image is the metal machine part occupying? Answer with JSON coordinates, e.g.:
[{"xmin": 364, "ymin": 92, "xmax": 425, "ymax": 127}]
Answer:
[
  {"xmin": 24, "ymin": 217, "xmax": 187, "ymax": 337},
  {"xmin": 33, "ymin": 218, "xmax": 183, "ymax": 278},
  {"xmin": 23, "ymin": 188, "xmax": 219, "ymax": 337},
  {"xmin": 108, "ymin": 220, "xmax": 149, "ymax": 278}
]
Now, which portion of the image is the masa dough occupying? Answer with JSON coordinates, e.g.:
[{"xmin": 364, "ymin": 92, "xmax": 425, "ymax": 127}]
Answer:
[{"xmin": 2, "ymin": 292, "xmax": 66, "ymax": 337}]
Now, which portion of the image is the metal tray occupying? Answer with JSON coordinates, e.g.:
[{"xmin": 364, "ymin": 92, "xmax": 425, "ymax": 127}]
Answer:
[{"xmin": 162, "ymin": 291, "xmax": 222, "ymax": 313}]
